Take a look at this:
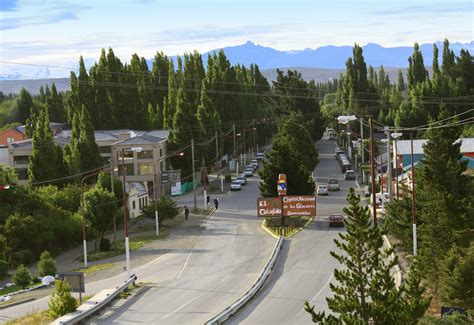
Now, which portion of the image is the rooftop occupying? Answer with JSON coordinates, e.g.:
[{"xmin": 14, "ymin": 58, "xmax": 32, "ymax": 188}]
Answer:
[{"xmin": 396, "ymin": 138, "xmax": 474, "ymax": 155}]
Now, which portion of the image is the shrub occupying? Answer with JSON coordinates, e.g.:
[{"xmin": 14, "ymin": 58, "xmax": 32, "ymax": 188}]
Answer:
[
  {"xmin": 38, "ymin": 251, "xmax": 57, "ymax": 277},
  {"xmin": 0, "ymin": 260, "xmax": 9, "ymax": 277},
  {"xmin": 224, "ymin": 174, "xmax": 232, "ymax": 183},
  {"xmin": 100, "ymin": 238, "xmax": 111, "ymax": 252},
  {"xmin": 13, "ymin": 264, "xmax": 32, "ymax": 289},
  {"xmin": 48, "ymin": 280, "xmax": 77, "ymax": 318}
]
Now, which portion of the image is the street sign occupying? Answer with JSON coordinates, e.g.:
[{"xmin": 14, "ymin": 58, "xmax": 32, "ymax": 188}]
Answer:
[
  {"xmin": 57, "ymin": 272, "xmax": 85, "ymax": 293},
  {"xmin": 161, "ymin": 171, "xmax": 169, "ymax": 183},
  {"xmin": 257, "ymin": 197, "xmax": 282, "ymax": 217},
  {"xmin": 277, "ymin": 174, "xmax": 287, "ymax": 196},
  {"xmin": 282, "ymin": 196, "xmax": 316, "ymax": 217}
]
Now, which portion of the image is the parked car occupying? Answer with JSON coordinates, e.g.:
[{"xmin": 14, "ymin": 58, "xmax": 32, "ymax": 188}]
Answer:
[
  {"xmin": 335, "ymin": 147, "xmax": 345, "ymax": 158},
  {"xmin": 230, "ymin": 180, "xmax": 242, "ymax": 191},
  {"xmin": 345, "ymin": 170, "xmax": 356, "ymax": 180},
  {"xmin": 251, "ymin": 159, "xmax": 259, "ymax": 169},
  {"xmin": 236, "ymin": 174, "xmax": 247, "ymax": 185},
  {"xmin": 327, "ymin": 179, "xmax": 340, "ymax": 191},
  {"xmin": 341, "ymin": 160, "xmax": 352, "ymax": 173},
  {"xmin": 256, "ymin": 152, "xmax": 265, "ymax": 160},
  {"xmin": 329, "ymin": 214, "xmax": 344, "ymax": 227},
  {"xmin": 244, "ymin": 167, "xmax": 254, "ymax": 177},
  {"xmin": 317, "ymin": 184, "xmax": 329, "ymax": 196}
]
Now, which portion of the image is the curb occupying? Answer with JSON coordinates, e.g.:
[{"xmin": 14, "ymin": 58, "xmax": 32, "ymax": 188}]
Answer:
[
  {"xmin": 260, "ymin": 219, "xmax": 279, "ymax": 239},
  {"xmin": 286, "ymin": 216, "xmax": 314, "ymax": 238},
  {"xmin": 202, "ymin": 208, "xmax": 217, "ymax": 224},
  {"xmin": 0, "ymin": 297, "xmax": 36, "ymax": 310},
  {"xmin": 382, "ymin": 235, "xmax": 402, "ymax": 289}
]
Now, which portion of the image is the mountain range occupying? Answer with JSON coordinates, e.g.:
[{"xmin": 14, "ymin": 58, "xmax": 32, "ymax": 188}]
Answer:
[{"xmin": 0, "ymin": 40, "xmax": 471, "ymax": 94}]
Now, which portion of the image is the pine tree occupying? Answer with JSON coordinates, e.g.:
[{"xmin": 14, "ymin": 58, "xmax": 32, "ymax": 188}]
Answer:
[
  {"xmin": 397, "ymin": 69, "xmax": 406, "ymax": 92},
  {"xmin": 46, "ymin": 83, "xmax": 65, "ymax": 122},
  {"xmin": 305, "ymin": 189, "xmax": 428, "ymax": 324},
  {"xmin": 439, "ymin": 243, "xmax": 474, "ymax": 311},
  {"xmin": 442, "ymin": 39, "xmax": 456, "ymax": 80},
  {"xmin": 63, "ymin": 111, "xmax": 81, "ymax": 180},
  {"xmin": 432, "ymin": 44, "xmax": 441, "ymax": 79}
]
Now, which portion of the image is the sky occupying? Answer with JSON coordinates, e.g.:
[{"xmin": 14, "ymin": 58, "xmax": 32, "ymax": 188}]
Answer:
[{"xmin": 0, "ymin": 0, "xmax": 473, "ymax": 76}]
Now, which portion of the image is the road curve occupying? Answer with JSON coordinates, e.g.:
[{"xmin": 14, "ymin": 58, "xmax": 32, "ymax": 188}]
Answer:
[{"xmin": 229, "ymin": 139, "xmax": 352, "ymax": 324}]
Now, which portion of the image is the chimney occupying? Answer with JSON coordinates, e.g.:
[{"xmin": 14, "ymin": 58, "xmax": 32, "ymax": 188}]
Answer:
[{"xmin": 118, "ymin": 132, "xmax": 131, "ymax": 141}]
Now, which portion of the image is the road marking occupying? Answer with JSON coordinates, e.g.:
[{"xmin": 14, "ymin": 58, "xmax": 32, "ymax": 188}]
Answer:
[
  {"xmin": 175, "ymin": 246, "xmax": 195, "ymax": 279},
  {"xmin": 294, "ymin": 273, "xmax": 334, "ymax": 318},
  {"xmin": 355, "ymin": 178, "xmax": 360, "ymax": 190}
]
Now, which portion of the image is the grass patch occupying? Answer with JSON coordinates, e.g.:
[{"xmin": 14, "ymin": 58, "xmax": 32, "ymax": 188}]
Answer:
[
  {"xmin": 0, "ymin": 282, "xmax": 39, "ymax": 296},
  {"xmin": 70, "ymin": 262, "xmax": 115, "ymax": 276},
  {"xmin": 5, "ymin": 310, "xmax": 52, "ymax": 325},
  {"xmin": 80, "ymin": 231, "xmax": 168, "ymax": 263}
]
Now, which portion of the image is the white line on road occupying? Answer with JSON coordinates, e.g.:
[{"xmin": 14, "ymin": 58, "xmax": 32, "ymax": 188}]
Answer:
[{"xmin": 294, "ymin": 273, "xmax": 334, "ymax": 318}]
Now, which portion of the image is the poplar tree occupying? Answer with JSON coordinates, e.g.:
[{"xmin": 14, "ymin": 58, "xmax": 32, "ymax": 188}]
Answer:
[
  {"xmin": 78, "ymin": 105, "xmax": 103, "ymax": 173},
  {"xmin": 16, "ymin": 88, "xmax": 34, "ymax": 123},
  {"xmin": 46, "ymin": 83, "xmax": 65, "ymax": 123},
  {"xmin": 397, "ymin": 69, "xmax": 406, "ymax": 92},
  {"xmin": 407, "ymin": 43, "xmax": 428, "ymax": 90}
]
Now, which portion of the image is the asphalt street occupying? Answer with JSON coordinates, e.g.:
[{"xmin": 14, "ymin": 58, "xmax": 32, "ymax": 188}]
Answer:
[
  {"xmin": 229, "ymin": 138, "xmax": 356, "ymax": 324},
  {"xmin": 92, "ymin": 174, "xmax": 275, "ymax": 324}
]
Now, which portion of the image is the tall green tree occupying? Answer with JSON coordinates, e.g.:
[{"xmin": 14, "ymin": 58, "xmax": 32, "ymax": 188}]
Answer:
[
  {"xmin": 46, "ymin": 83, "xmax": 65, "ymax": 123},
  {"xmin": 15, "ymin": 88, "xmax": 34, "ymax": 123},
  {"xmin": 305, "ymin": 189, "xmax": 429, "ymax": 324},
  {"xmin": 408, "ymin": 43, "xmax": 428, "ymax": 90},
  {"xmin": 83, "ymin": 185, "xmax": 117, "ymax": 250},
  {"xmin": 78, "ymin": 105, "xmax": 103, "ymax": 173},
  {"xmin": 259, "ymin": 133, "xmax": 314, "ymax": 197}
]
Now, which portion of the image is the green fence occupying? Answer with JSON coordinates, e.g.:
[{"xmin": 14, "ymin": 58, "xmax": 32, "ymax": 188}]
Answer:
[{"xmin": 180, "ymin": 175, "xmax": 200, "ymax": 194}]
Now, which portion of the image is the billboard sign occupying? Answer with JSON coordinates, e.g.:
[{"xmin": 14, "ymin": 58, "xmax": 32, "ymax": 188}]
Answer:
[
  {"xmin": 257, "ymin": 197, "xmax": 282, "ymax": 217},
  {"xmin": 282, "ymin": 196, "xmax": 316, "ymax": 217}
]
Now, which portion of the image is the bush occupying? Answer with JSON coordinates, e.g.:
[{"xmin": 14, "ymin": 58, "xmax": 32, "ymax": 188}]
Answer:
[
  {"xmin": 100, "ymin": 238, "xmax": 111, "ymax": 252},
  {"xmin": 38, "ymin": 251, "xmax": 57, "ymax": 277},
  {"xmin": 48, "ymin": 280, "xmax": 77, "ymax": 318},
  {"xmin": 13, "ymin": 264, "xmax": 32, "ymax": 289},
  {"xmin": 224, "ymin": 174, "xmax": 232, "ymax": 183},
  {"xmin": 11, "ymin": 249, "xmax": 32, "ymax": 267},
  {"xmin": 0, "ymin": 260, "xmax": 9, "ymax": 277}
]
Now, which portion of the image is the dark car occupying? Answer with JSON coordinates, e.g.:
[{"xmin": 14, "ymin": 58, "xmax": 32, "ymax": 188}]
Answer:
[{"xmin": 329, "ymin": 214, "xmax": 344, "ymax": 227}]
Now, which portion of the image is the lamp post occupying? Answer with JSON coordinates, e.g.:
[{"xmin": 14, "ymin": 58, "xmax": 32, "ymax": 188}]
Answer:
[
  {"xmin": 410, "ymin": 133, "xmax": 417, "ymax": 256},
  {"xmin": 391, "ymin": 132, "xmax": 403, "ymax": 200},
  {"xmin": 121, "ymin": 146, "xmax": 142, "ymax": 278},
  {"xmin": 80, "ymin": 166, "xmax": 118, "ymax": 268}
]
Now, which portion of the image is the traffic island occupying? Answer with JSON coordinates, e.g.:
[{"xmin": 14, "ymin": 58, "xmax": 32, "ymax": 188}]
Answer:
[{"xmin": 262, "ymin": 216, "xmax": 313, "ymax": 238}]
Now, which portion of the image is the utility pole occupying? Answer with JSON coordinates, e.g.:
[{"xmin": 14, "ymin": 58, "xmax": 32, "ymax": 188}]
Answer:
[
  {"xmin": 110, "ymin": 169, "xmax": 117, "ymax": 247},
  {"xmin": 233, "ymin": 123, "xmax": 236, "ymax": 162},
  {"xmin": 243, "ymin": 126, "xmax": 246, "ymax": 165},
  {"xmin": 252, "ymin": 119, "xmax": 256, "ymax": 156},
  {"xmin": 385, "ymin": 127, "xmax": 392, "ymax": 201},
  {"xmin": 191, "ymin": 138, "xmax": 197, "ymax": 211},
  {"xmin": 369, "ymin": 116, "xmax": 377, "ymax": 226},
  {"xmin": 410, "ymin": 132, "xmax": 417, "ymax": 256},
  {"xmin": 360, "ymin": 118, "xmax": 365, "ymax": 183},
  {"xmin": 215, "ymin": 131, "xmax": 222, "ymax": 192}
]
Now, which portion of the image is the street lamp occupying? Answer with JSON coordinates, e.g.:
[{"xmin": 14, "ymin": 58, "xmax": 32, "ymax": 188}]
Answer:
[
  {"xmin": 391, "ymin": 132, "xmax": 403, "ymax": 200},
  {"xmin": 121, "ymin": 146, "xmax": 142, "ymax": 279},
  {"xmin": 80, "ymin": 166, "xmax": 118, "ymax": 268}
]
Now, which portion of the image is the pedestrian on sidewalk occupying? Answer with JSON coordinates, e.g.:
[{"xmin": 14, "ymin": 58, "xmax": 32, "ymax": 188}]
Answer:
[
  {"xmin": 184, "ymin": 205, "xmax": 189, "ymax": 220},
  {"xmin": 207, "ymin": 195, "xmax": 210, "ymax": 207},
  {"xmin": 213, "ymin": 197, "xmax": 219, "ymax": 210}
]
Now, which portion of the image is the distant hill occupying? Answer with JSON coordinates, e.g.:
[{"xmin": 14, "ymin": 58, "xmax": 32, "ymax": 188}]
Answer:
[{"xmin": 0, "ymin": 67, "xmax": 434, "ymax": 95}]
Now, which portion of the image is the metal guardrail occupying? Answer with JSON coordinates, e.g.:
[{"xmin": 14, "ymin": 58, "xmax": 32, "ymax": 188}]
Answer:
[
  {"xmin": 205, "ymin": 236, "xmax": 284, "ymax": 324},
  {"xmin": 52, "ymin": 274, "xmax": 137, "ymax": 325}
]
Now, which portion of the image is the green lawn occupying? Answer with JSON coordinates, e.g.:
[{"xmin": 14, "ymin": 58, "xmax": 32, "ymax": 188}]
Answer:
[
  {"xmin": 70, "ymin": 262, "xmax": 115, "ymax": 275},
  {"xmin": 0, "ymin": 282, "xmax": 39, "ymax": 296}
]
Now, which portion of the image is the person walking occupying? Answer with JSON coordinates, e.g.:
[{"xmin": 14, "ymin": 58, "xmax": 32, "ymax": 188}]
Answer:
[
  {"xmin": 206, "ymin": 195, "xmax": 210, "ymax": 207},
  {"xmin": 213, "ymin": 197, "xmax": 219, "ymax": 210},
  {"xmin": 184, "ymin": 205, "xmax": 189, "ymax": 220}
]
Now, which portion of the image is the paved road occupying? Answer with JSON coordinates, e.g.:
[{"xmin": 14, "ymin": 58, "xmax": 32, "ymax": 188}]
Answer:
[
  {"xmin": 92, "ymin": 175, "xmax": 275, "ymax": 324},
  {"xmin": 229, "ymin": 138, "xmax": 356, "ymax": 324}
]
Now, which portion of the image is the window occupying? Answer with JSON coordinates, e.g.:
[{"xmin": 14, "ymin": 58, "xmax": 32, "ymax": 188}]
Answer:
[
  {"xmin": 159, "ymin": 148, "xmax": 163, "ymax": 157},
  {"xmin": 14, "ymin": 156, "xmax": 29, "ymax": 165},
  {"xmin": 137, "ymin": 150, "xmax": 153, "ymax": 159},
  {"xmin": 99, "ymin": 146, "xmax": 111, "ymax": 154},
  {"xmin": 118, "ymin": 150, "xmax": 134, "ymax": 160},
  {"xmin": 7, "ymin": 137, "xmax": 15, "ymax": 144},
  {"xmin": 16, "ymin": 168, "xmax": 28, "ymax": 180},
  {"xmin": 125, "ymin": 164, "xmax": 134, "ymax": 175},
  {"xmin": 132, "ymin": 200, "xmax": 136, "ymax": 209},
  {"xmin": 139, "ymin": 163, "xmax": 153, "ymax": 175}
]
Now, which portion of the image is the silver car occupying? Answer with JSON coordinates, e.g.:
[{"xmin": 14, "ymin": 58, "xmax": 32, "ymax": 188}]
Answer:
[{"xmin": 317, "ymin": 184, "xmax": 329, "ymax": 196}]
